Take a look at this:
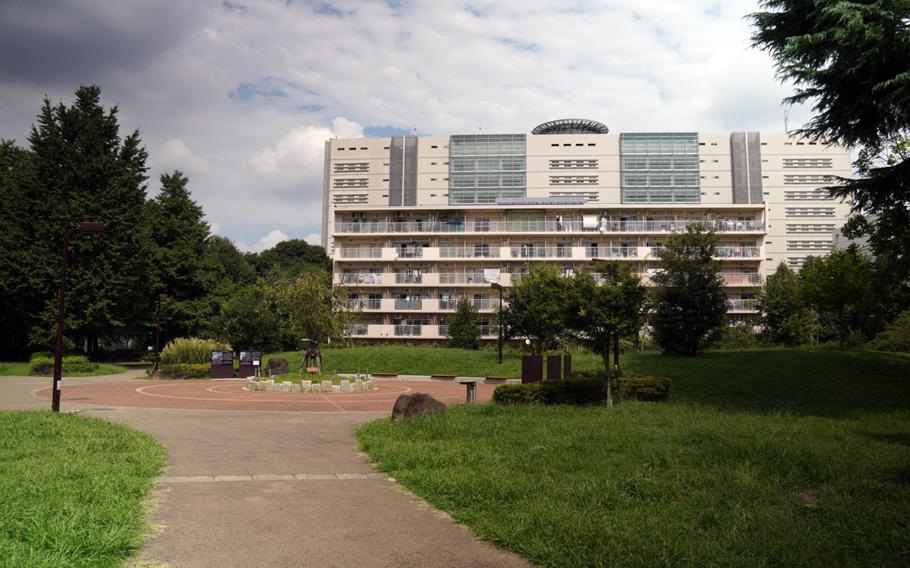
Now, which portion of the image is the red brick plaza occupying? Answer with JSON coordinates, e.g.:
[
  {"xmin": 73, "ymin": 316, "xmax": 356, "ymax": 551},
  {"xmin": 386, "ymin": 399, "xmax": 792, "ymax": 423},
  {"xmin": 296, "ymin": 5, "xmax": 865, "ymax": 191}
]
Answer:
[{"xmin": 35, "ymin": 378, "xmax": 496, "ymax": 412}]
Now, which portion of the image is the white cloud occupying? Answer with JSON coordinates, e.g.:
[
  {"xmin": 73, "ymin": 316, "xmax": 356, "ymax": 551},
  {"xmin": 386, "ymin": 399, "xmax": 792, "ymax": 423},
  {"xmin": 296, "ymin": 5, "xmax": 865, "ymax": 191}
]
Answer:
[
  {"xmin": 303, "ymin": 232, "xmax": 322, "ymax": 246},
  {"xmin": 251, "ymin": 116, "xmax": 363, "ymax": 178},
  {"xmin": 235, "ymin": 228, "xmax": 288, "ymax": 253}
]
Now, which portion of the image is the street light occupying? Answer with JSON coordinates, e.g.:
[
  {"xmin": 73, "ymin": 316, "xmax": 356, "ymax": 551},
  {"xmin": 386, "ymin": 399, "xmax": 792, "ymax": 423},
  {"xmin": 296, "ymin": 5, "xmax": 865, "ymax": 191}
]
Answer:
[
  {"xmin": 491, "ymin": 282, "xmax": 504, "ymax": 364},
  {"xmin": 154, "ymin": 293, "xmax": 169, "ymax": 371},
  {"xmin": 52, "ymin": 220, "xmax": 106, "ymax": 413}
]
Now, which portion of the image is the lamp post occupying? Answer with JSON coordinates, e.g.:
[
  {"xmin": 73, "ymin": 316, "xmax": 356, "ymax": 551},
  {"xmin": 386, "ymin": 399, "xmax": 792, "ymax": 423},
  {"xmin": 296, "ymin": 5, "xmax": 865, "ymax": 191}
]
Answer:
[
  {"xmin": 491, "ymin": 282, "xmax": 504, "ymax": 364},
  {"xmin": 52, "ymin": 220, "xmax": 105, "ymax": 413},
  {"xmin": 154, "ymin": 293, "xmax": 168, "ymax": 371}
]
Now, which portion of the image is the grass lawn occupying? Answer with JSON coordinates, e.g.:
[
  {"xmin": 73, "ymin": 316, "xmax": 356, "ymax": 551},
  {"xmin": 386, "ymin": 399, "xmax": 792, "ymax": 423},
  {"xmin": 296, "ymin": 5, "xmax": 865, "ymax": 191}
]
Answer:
[
  {"xmin": 0, "ymin": 361, "xmax": 128, "ymax": 377},
  {"xmin": 0, "ymin": 411, "xmax": 165, "ymax": 568},
  {"xmin": 266, "ymin": 345, "xmax": 604, "ymax": 378},
  {"xmin": 357, "ymin": 348, "xmax": 910, "ymax": 567}
]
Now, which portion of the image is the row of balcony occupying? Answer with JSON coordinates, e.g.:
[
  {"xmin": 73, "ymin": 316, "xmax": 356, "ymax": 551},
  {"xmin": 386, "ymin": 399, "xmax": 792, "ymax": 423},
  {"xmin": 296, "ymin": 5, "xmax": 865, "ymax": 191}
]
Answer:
[
  {"xmin": 347, "ymin": 324, "xmax": 498, "ymax": 338},
  {"xmin": 335, "ymin": 218, "xmax": 764, "ymax": 235},
  {"xmin": 337, "ymin": 245, "xmax": 761, "ymax": 261},
  {"xmin": 345, "ymin": 298, "xmax": 498, "ymax": 312},
  {"xmin": 339, "ymin": 271, "xmax": 763, "ymax": 288}
]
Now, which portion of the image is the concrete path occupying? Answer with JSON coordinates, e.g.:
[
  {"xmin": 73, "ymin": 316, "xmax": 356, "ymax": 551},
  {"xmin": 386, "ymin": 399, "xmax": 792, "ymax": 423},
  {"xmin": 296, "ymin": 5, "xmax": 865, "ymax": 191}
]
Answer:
[{"xmin": 1, "ymin": 373, "xmax": 531, "ymax": 568}]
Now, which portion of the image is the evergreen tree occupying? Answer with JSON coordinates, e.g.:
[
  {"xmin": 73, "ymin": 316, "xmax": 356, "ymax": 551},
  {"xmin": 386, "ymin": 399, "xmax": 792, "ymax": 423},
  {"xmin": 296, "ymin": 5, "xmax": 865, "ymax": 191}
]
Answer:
[
  {"xmin": 651, "ymin": 226, "xmax": 728, "ymax": 355},
  {"xmin": 751, "ymin": 1, "xmax": 910, "ymax": 280},
  {"xmin": 448, "ymin": 299, "xmax": 481, "ymax": 349},
  {"xmin": 147, "ymin": 171, "xmax": 212, "ymax": 338},
  {"xmin": 501, "ymin": 264, "xmax": 569, "ymax": 355},
  {"xmin": 0, "ymin": 141, "xmax": 43, "ymax": 357},
  {"xmin": 760, "ymin": 263, "xmax": 818, "ymax": 346},
  {"xmin": 209, "ymin": 283, "xmax": 283, "ymax": 352},
  {"xmin": 26, "ymin": 86, "xmax": 152, "ymax": 354}
]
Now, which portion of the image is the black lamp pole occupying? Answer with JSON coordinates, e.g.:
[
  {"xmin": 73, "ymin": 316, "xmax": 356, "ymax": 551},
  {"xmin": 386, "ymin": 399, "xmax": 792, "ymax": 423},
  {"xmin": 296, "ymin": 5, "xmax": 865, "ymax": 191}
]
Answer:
[
  {"xmin": 491, "ymin": 282, "xmax": 503, "ymax": 364},
  {"xmin": 154, "ymin": 293, "xmax": 168, "ymax": 371},
  {"xmin": 52, "ymin": 221, "xmax": 105, "ymax": 413}
]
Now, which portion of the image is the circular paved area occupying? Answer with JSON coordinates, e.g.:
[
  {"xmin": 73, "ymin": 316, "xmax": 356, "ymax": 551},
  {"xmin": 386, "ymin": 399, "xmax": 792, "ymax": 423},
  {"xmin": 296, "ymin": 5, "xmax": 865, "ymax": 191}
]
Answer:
[{"xmin": 35, "ymin": 379, "xmax": 497, "ymax": 412}]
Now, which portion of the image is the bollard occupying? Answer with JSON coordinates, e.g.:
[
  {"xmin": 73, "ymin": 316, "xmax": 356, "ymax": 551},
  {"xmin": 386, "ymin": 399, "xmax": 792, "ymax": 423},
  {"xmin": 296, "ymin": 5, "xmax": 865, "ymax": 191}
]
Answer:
[{"xmin": 462, "ymin": 380, "xmax": 477, "ymax": 404}]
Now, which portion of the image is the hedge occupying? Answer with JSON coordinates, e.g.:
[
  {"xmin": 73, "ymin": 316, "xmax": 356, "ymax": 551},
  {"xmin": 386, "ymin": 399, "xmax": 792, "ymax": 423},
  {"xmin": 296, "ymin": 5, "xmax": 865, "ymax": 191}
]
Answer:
[
  {"xmin": 492, "ymin": 374, "xmax": 671, "ymax": 406},
  {"xmin": 28, "ymin": 355, "xmax": 99, "ymax": 376},
  {"xmin": 157, "ymin": 363, "xmax": 211, "ymax": 379}
]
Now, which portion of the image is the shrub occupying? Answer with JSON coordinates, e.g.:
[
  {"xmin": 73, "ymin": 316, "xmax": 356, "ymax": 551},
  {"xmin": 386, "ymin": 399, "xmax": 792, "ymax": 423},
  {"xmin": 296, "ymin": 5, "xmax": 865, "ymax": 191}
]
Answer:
[
  {"xmin": 706, "ymin": 324, "xmax": 760, "ymax": 350},
  {"xmin": 29, "ymin": 351, "xmax": 53, "ymax": 362},
  {"xmin": 492, "ymin": 383, "xmax": 543, "ymax": 405},
  {"xmin": 158, "ymin": 363, "xmax": 211, "ymax": 379},
  {"xmin": 495, "ymin": 373, "xmax": 673, "ymax": 405},
  {"xmin": 28, "ymin": 355, "xmax": 99, "ymax": 376},
  {"xmin": 869, "ymin": 310, "xmax": 910, "ymax": 352},
  {"xmin": 159, "ymin": 337, "xmax": 231, "ymax": 365},
  {"xmin": 615, "ymin": 376, "xmax": 672, "ymax": 402}
]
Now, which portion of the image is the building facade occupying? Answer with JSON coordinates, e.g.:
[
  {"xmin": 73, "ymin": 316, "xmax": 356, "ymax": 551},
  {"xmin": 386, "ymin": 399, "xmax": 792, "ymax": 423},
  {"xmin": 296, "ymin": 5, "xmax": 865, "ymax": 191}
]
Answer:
[{"xmin": 321, "ymin": 119, "xmax": 851, "ymax": 341}]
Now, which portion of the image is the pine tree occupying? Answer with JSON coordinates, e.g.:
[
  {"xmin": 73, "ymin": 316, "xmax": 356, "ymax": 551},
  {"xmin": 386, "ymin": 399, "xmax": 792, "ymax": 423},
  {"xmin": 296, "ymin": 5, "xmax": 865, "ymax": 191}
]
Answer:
[
  {"xmin": 147, "ymin": 171, "xmax": 212, "ymax": 338},
  {"xmin": 26, "ymin": 86, "xmax": 153, "ymax": 354}
]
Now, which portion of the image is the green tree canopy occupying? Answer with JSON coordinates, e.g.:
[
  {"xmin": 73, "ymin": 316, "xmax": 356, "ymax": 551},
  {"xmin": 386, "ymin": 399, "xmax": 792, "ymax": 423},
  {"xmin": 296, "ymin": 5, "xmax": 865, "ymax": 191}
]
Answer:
[
  {"xmin": 800, "ymin": 246, "xmax": 878, "ymax": 345},
  {"xmin": 448, "ymin": 299, "xmax": 481, "ymax": 349},
  {"xmin": 650, "ymin": 226, "xmax": 728, "ymax": 355},
  {"xmin": 501, "ymin": 264, "xmax": 569, "ymax": 355},
  {"xmin": 751, "ymin": 0, "xmax": 910, "ymax": 284},
  {"xmin": 566, "ymin": 262, "xmax": 648, "ymax": 406},
  {"xmin": 759, "ymin": 263, "xmax": 818, "ymax": 346},
  {"xmin": 253, "ymin": 239, "xmax": 331, "ymax": 276},
  {"xmin": 26, "ymin": 85, "xmax": 153, "ymax": 354},
  {"xmin": 147, "ymin": 171, "xmax": 212, "ymax": 339}
]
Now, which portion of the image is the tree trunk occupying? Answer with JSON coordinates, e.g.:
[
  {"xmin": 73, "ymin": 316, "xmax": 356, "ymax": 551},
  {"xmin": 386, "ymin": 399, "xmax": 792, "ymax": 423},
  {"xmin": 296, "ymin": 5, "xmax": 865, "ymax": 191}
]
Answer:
[
  {"xmin": 613, "ymin": 334, "xmax": 621, "ymax": 377},
  {"xmin": 602, "ymin": 336, "xmax": 613, "ymax": 408}
]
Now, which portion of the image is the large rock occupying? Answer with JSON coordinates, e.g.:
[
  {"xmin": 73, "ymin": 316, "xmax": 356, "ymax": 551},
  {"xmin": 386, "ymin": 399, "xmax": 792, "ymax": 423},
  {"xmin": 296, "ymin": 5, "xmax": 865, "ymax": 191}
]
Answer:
[
  {"xmin": 266, "ymin": 358, "xmax": 289, "ymax": 376},
  {"xmin": 391, "ymin": 393, "xmax": 447, "ymax": 422}
]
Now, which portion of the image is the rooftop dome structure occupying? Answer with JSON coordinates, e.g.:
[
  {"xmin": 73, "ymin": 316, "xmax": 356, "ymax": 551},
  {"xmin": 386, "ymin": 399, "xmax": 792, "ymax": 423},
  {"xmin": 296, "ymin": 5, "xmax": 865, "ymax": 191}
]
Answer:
[{"xmin": 531, "ymin": 118, "xmax": 609, "ymax": 135}]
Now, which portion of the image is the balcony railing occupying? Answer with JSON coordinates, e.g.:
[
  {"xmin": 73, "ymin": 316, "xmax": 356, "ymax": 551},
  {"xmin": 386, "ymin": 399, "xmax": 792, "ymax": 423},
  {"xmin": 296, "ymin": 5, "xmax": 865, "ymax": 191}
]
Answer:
[
  {"xmin": 395, "ymin": 247, "xmax": 423, "ymax": 259},
  {"xmin": 721, "ymin": 273, "xmax": 763, "ymax": 286},
  {"xmin": 439, "ymin": 299, "xmax": 457, "ymax": 310},
  {"xmin": 340, "ymin": 272, "xmax": 383, "ymax": 284},
  {"xmin": 727, "ymin": 298, "xmax": 759, "ymax": 311},
  {"xmin": 715, "ymin": 246, "xmax": 761, "ymax": 258},
  {"xmin": 438, "ymin": 324, "xmax": 449, "ymax": 336},
  {"xmin": 584, "ymin": 246, "xmax": 638, "ymax": 258},
  {"xmin": 473, "ymin": 299, "xmax": 493, "ymax": 310},
  {"xmin": 394, "ymin": 299, "xmax": 423, "ymax": 310},
  {"xmin": 439, "ymin": 246, "xmax": 500, "ymax": 258},
  {"xmin": 395, "ymin": 273, "xmax": 423, "ymax": 284},
  {"xmin": 335, "ymin": 219, "xmax": 764, "ymax": 234},
  {"xmin": 510, "ymin": 246, "xmax": 573, "ymax": 259},
  {"xmin": 394, "ymin": 324, "xmax": 422, "ymax": 336},
  {"xmin": 338, "ymin": 247, "xmax": 382, "ymax": 259},
  {"xmin": 349, "ymin": 324, "xmax": 368, "ymax": 336},
  {"xmin": 346, "ymin": 298, "xmax": 381, "ymax": 310},
  {"xmin": 439, "ymin": 273, "xmax": 488, "ymax": 285}
]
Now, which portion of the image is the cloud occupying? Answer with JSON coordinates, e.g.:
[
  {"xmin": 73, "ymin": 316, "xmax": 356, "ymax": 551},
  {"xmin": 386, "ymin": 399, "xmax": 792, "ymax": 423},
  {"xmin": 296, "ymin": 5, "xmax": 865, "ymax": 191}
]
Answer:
[
  {"xmin": 250, "ymin": 116, "xmax": 363, "ymax": 179},
  {"xmin": 235, "ymin": 228, "xmax": 289, "ymax": 253},
  {"xmin": 303, "ymin": 232, "xmax": 322, "ymax": 246},
  {"xmin": 0, "ymin": 0, "xmax": 813, "ymax": 248}
]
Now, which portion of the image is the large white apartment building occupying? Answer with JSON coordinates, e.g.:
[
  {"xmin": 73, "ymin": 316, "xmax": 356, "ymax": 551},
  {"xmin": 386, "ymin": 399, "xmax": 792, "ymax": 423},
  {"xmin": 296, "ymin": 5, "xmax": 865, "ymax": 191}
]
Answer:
[{"xmin": 321, "ymin": 119, "xmax": 851, "ymax": 342}]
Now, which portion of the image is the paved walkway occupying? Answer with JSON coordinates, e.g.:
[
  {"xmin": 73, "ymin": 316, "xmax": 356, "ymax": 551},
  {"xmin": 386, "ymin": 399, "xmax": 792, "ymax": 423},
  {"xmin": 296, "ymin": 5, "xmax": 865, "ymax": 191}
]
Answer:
[{"xmin": 1, "ymin": 372, "xmax": 530, "ymax": 567}]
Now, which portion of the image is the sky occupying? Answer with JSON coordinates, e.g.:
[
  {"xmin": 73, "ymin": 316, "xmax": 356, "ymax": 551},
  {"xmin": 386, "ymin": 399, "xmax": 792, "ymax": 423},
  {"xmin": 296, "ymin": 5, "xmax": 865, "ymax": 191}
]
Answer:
[{"xmin": 0, "ymin": 0, "xmax": 810, "ymax": 252}]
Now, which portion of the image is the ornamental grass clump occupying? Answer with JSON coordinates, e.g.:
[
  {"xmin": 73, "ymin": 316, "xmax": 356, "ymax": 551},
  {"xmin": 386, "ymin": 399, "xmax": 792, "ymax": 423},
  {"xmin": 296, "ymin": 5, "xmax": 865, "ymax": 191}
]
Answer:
[{"xmin": 159, "ymin": 337, "xmax": 232, "ymax": 365}]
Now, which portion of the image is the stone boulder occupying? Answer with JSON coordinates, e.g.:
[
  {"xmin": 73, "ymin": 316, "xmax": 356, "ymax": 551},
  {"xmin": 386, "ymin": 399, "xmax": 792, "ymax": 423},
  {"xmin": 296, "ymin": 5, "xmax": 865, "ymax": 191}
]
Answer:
[
  {"xmin": 391, "ymin": 393, "xmax": 447, "ymax": 422},
  {"xmin": 266, "ymin": 358, "xmax": 289, "ymax": 376}
]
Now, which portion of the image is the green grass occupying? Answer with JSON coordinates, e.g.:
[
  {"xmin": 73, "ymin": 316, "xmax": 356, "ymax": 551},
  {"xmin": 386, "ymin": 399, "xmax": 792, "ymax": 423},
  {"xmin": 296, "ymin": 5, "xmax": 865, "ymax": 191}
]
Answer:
[
  {"xmin": 357, "ymin": 348, "xmax": 910, "ymax": 567},
  {"xmin": 0, "ymin": 361, "xmax": 128, "ymax": 377},
  {"xmin": 266, "ymin": 345, "xmax": 603, "ymax": 378},
  {"xmin": 0, "ymin": 411, "xmax": 166, "ymax": 567}
]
